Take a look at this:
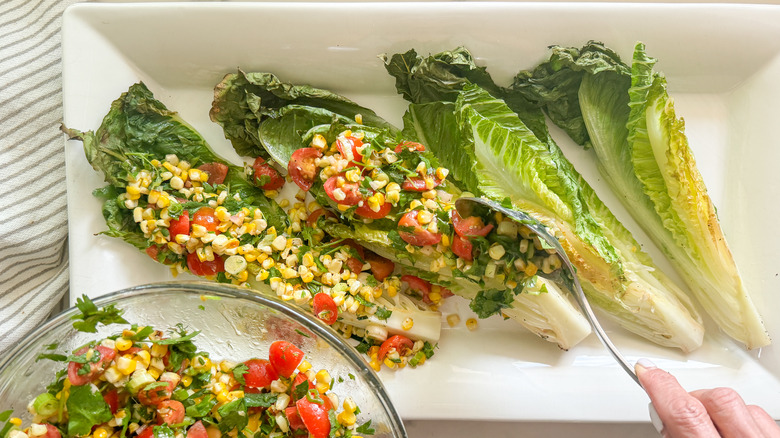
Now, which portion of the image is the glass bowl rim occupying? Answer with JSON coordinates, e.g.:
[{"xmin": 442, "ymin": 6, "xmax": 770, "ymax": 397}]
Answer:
[{"xmin": 0, "ymin": 280, "xmax": 407, "ymax": 437}]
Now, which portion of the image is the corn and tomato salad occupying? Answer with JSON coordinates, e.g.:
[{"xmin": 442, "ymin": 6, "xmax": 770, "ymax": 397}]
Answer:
[
  {"xmin": 3, "ymin": 323, "xmax": 373, "ymax": 438},
  {"xmin": 285, "ymin": 129, "xmax": 565, "ymax": 301},
  {"xmin": 114, "ymin": 153, "xmax": 437, "ymax": 371}
]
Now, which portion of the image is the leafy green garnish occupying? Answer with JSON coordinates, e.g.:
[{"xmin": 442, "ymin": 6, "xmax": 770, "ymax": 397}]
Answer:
[
  {"xmin": 356, "ymin": 420, "xmax": 375, "ymax": 435},
  {"xmin": 70, "ymin": 295, "xmax": 128, "ymax": 333},
  {"xmin": 66, "ymin": 385, "xmax": 113, "ymax": 436},
  {"xmin": 231, "ymin": 363, "xmax": 248, "ymax": 385},
  {"xmin": 244, "ymin": 393, "xmax": 277, "ymax": 408},
  {"xmin": 469, "ymin": 289, "xmax": 515, "ymax": 318},
  {"xmin": 216, "ymin": 399, "xmax": 248, "ymax": 433}
]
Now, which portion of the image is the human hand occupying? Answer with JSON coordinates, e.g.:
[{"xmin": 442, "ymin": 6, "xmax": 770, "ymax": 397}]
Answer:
[{"xmin": 636, "ymin": 359, "xmax": 780, "ymax": 437}]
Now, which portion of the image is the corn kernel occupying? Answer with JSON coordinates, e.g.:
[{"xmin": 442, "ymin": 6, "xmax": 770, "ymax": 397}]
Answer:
[
  {"xmin": 315, "ymin": 381, "xmax": 329, "ymax": 394},
  {"xmin": 228, "ymin": 390, "xmax": 244, "ymax": 401},
  {"xmin": 150, "ymin": 343, "xmax": 168, "ymax": 358},
  {"xmin": 148, "ymin": 367, "xmax": 162, "ymax": 380},
  {"xmin": 247, "ymin": 414, "xmax": 260, "ymax": 432},
  {"xmin": 343, "ymin": 397, "xmax": 357, "ymax": 413},
  {"xmin": 311, "ymin": 134, "xmax": 328, "ymax": 151},
  {"xmin": 315, "ymin": 369, "xmax": 331, "ymax": 385},
  {"xmin": 447, "ymin": 314, "xmax": 461, "ymax": 327},
  {"xmin": 337, "ymin": 410, "xmax": 357, "ymax": 426},
  {"xmin": 116, "ymin": 356, "xmax": 137, "ymax": 375},
  {"xmin": 9, "ymin": 418, "xmax": 22, "ymax": 427},
  {"xmin": 193, "ymin": 355, "xmax": 212, "ymax": 371},
  {"xmin": 401, "ymin": 317, "xmax": 414, "ymax": 331},
  {"xmin": 135, "ymin": 350, "xmax": 151, "ymax": 367},
  {"xmin": 216, "ymin": 390, "xmax": 230, "ymax": 403},
  {"xmin": 466, "ymin": 318, "xmax": 478, "ymax": 331},
  {"xmin": 116, "ymin": 338, "xmax": 133, "ymax": 351},
  {"xmin": 298, "ymin": 360, "xmax": 312, "ymax": 373},
  {"xmin": 181, "ymin": 375, "xmax": 193, "ymax": 387}
]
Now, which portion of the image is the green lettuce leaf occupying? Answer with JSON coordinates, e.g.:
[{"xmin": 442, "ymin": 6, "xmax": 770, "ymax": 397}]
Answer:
[
  {"xmin": 388, "ymin": 48, "xmax": 703, "ymax": 352},
  {"xmin": 511, "ymin": 41, "xmax": 629, "ymax": 147},
  {"xmin": 211, "ymin": 71, "xmax": 591, "ymax": 349},
  {"xmin": 210, "ymin": 70, "xmax": 399, "ymax": 160},
  {"xmin": 63, "ymin": 82, "xmax": 288, "ymax": 243},
  {"xmin": 519, "ymin": 41, "xmax": 768, "ymax": 349}
]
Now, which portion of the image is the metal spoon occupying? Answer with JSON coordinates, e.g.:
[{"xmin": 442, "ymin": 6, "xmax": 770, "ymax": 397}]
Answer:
[
  {"xmin": 455, "ymin": 196, "xmax": 640, "ymax": 385},
  {"xmin": 456, "ymin": 197, "xmax": 666, "ymax": 434}
]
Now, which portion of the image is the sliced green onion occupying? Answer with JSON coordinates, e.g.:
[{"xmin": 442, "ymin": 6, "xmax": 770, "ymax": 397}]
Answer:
[{"xmin": 32, "ymin": 393, "xmax": 58, "ymax": 417}]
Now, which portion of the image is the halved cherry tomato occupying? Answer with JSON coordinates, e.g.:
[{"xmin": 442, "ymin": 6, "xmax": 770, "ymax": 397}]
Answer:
[
  {"xmin": 401, "ymin": 275, "xmax": 452, "ymax": 304},
  {"xmin": 345, "ymin": 256, "xmax": 364, "ymax": 274},
  {"xmin": 289, "ymin": 148, "xmax": 322, "ymax": 191},
  {"xmin": 138, "ymin": 380, "xmax": 173, "ymax": 406},
  {"xmin": 193, "ymin": 207, "xmax": 219, "ymax": 233},
  {"xmin": 365, "ymin": 251, "xmax": 395, "ymax": 281},
  {"xmin": 355, "ymin": 200, "xmax": 392, "ymax": 219},
  {"xmin": 340, "ymin": 239, "xmax": 365, "ymax": 273},
  {"xmin": 137, "ymin": 427, "xmax": 154, "ymax": 438},
  {"xmin": 168, "ymin": 210, "xmax": 190, "ymax": 239},
  {"xmin": 44, "ymin": 424, "xmax": 61, "ymax": 438},
  {"xmin": 186, "ymin": 421, "xmax": 208, "ymax": 438},
  {"xmin": 401, "ymin": 274, "xmax": 432, "ymax": 301},
  {"xmin": 402, "ymin": 176, "xmax": 442, "ymax": 192},
  {"xmin": 312, "ymin": 293, "xmax": 338, "ymax": 325},
  {"xmin": 305, "ymin": 208, "xmax": 336, "ymax": 228},
  {"xmin": 451, "ymin": 234, "xmax": 474, "ymax": 261},
  {"xmin": 252, "ymin": 157, "xmax": 285, "ymax": 190},
  {"xmin": 197, "ymin": 162, "xmax": 229, "ymax": 185},
  {"xmin": 290, "ymin": 373, "xmax": 315, "ymax": 402},
  {"xmin": 67, "ymin": 345, "xmax": 116, "ymax": 386},
  {"xmin": 394, "ymin": 141, "xmax": 426, "ymax": 153},
  {"xmin": 377, "ymin": 334, "xmax": 414, "ymax": 362},
  {"xmin": 323, "ymin": 174, "xmax": 362, "ymax": 206},
  {"xmin": 286, "ymin": 406, "xmax": 307, "ymax": 431},
  {"xmin": 269, "ymin": 340, "xmax": 304, "ymax": 378},
  {"xmin": 296, "ymin": 397, "xmax": 331, "ymax": 438},
  {"xmin": 242, "ymin": 358, "xmax": 278, "ymax": 389},
  {"xmin": 451, "ymin": 211, "xmax": 493, "ymax": 238},
  {"xmin": 398, "ymin": 210, "xmax": 442, "ymax": 247},
  {"xmin": 336, "ymin": 135, "xmax": 364, "ymax": 165},
  {"xmin": 145, "ymin": 245, "xmax": 161, "ymax": 262},
  {"xmin": 157, "ymin": 400, "xmax": 185, "ymax": 425},
  {"xmin": 186, "ymin": 252, "xmax": 225, "ymax": 277}
]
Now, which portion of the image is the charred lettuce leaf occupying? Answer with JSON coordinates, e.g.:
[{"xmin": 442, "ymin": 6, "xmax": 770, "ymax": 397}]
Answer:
[
  {"xmin": 63, "ymin": 82, "xmax": 288, "ymax": 245},
  {"xmin": 210, "ymin": 70, "xmax": 399, "ymax": 160},
  {"xmin": 386, "ymin": 47, "xmax": 704, "ymax": 352},
  {"xmin": 513, "ymin": 42, "xmax": 769, "ymax": 349}
]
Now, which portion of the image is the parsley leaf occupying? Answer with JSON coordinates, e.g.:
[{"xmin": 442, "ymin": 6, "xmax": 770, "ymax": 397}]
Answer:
[
  {"xmin": 216, "ymin": 399, "xmax": 248, "ymax": 433},
  {"xmin": 231, "ymin": 363, "xmax": 248, "ymax": 385},
  {"xmin": 469, "ymin": 289, "xmax": 514, "ymax": 318},
  {"xmin": 70, "ymin": 295, "xmax": 128, "ymax": 333},
  {"xmin": 66, "ymin": 385, "xmax": 113, "ymax": 436},
  {"xmin": 244, "ymin": 392, "xmax": 277, "ymax": 408},
  {"xmin": 356, "ymin": 420, "xmax": 375, "ymax": 435}
]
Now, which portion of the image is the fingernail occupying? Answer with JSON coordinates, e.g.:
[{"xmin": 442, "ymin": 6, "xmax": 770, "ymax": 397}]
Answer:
[{"xmin": 636, "ymin": 358, "xmax": 657, "ymax": 372}]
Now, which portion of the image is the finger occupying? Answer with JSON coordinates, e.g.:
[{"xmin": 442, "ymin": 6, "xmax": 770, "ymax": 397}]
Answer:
[
  {"xmin": 636, "ymin": 359, "xmax": 719, "ymax": 438},
  {"xmin": 690, "ymin": 388, "xmax": 764, "ymax": 438},
  {"xmin": 746, "ymin": 405, "xmax": 780, "ymax": 438}
]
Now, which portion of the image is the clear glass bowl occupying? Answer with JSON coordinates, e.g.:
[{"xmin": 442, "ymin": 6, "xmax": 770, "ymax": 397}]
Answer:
[{"xmin": 0, "ymin": 281, "xmax": 407, "ymax": 438}]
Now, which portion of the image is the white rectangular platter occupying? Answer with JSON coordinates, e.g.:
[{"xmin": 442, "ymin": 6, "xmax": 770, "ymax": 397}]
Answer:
[{"xmin": 62, "ymin": 2, "xmax": 780, "ymax": 422}]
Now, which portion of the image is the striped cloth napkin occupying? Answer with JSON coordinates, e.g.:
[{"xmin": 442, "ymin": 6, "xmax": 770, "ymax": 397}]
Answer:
[{"xmin": 0, "ymin": 0, "xmax": 80, "ymax": 354}]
